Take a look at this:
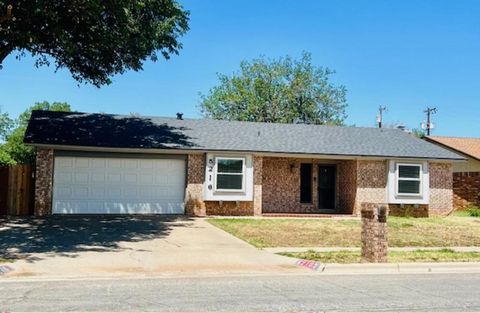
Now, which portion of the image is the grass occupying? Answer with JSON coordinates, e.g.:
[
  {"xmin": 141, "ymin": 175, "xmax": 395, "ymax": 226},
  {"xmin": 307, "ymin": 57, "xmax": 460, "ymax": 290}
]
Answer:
[
  {"xmin": 278, "ymin": 249, "xmax": 480, "ymax": 263},
  {"xmin": 453, "ymin": 210, "xmax": 473, "ymax": 217},
  {"xmin": 454, "ymin": 207, "xmax": 480, "ymax": 217},
  {"xmin": 207, "ymin": 215, "xmax": 480, "ymax": 248}
]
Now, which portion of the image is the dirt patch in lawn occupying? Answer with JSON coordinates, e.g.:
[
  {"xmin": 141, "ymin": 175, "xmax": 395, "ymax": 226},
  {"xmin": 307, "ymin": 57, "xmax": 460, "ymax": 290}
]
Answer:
[{"xmin": 208, "ymin": 216, "xmax": 480, "ymax": 248}]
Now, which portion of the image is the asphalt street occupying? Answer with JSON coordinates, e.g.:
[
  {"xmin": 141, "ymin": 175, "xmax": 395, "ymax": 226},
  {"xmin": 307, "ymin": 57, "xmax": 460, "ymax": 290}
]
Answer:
[{"xmin": 1, "ymin": 273, "xmax": 479, "ymax": 312}]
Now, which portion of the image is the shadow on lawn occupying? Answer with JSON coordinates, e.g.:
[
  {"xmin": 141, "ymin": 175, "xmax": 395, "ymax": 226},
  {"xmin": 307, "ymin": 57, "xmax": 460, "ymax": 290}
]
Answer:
[{"xmin": 0, "ymin": 215, "xmax": 192, "ymax": 262}]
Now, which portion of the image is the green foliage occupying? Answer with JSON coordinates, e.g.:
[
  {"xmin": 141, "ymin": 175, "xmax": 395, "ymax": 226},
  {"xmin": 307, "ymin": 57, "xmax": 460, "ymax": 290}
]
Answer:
[
  {"xmin": 0, "ymin": 1, "xmax": 189, "ymax": 86},
  {"xmin": 466, "ymin": 206, "xmax": 480, "ymax": 217},
  {"xmin": 0, "ymin": 101, "xmax": 71, "ymax": 165},
  {"xmin": 0, "ymin": 109, "xmax": 13, "ymax": 141},
  {"xmin": 411, "ymin": 128, "xmax": 426, "ymax": 138},
  {"xmin": 200, "ymin": 52, "xmax": 348, "ymax": 125},
  {"xmin": 0, "ymin": 148, "xmax": 15, "ymax": 165}
]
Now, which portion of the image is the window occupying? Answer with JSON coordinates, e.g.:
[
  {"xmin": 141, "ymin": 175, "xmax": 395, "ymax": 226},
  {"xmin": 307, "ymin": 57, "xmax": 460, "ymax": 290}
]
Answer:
[
  {"xmin": 300, "ymin": 163, "xmax": 312, "ymax": 203},
  {"xmin": 215, "ymin": 157, "xmax": 245, "ymax": 191},
  {"xmin": 396, "ymin": 164, "xmax": 422, "ymax": 195}
]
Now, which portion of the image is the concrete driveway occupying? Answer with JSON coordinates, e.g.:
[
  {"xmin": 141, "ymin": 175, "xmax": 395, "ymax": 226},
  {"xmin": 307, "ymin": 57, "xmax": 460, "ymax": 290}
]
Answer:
[{"xmin": 0, "ymin": 216, "xmax": 303, "ymax": 279}]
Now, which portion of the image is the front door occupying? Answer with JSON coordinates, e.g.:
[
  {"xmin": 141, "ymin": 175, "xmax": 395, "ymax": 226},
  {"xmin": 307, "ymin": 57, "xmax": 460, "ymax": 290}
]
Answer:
[{"xmin": 318, "ymin": 165, "xmax": 336, "ymax": 210}]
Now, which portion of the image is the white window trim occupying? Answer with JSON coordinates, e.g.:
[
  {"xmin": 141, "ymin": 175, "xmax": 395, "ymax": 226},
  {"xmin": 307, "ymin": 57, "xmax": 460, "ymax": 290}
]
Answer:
[
  {"xmin": 213, "ymin": 156, "xmax": 246, "ymax": 193},
  {"xmin": 387, "ymin": 160, "xmax": 429, "ymax": 205},
  {"xmin": 395, "ymin": 163, "xmax": 423, "ymax": 197}
]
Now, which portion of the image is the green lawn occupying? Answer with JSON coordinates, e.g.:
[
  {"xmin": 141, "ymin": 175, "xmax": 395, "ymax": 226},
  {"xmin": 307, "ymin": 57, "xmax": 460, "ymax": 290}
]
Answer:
[
  {"xmin": 279, "ymin": 249, "xmax": 480, "ymax": 263},
  {"xmin": 207, "ymin": 216, "xmax": 480, "ymax": 248}
]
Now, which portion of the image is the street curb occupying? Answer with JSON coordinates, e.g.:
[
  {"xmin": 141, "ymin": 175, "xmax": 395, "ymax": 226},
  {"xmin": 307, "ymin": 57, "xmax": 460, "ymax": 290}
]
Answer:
[
  {"xmin": 2, "ymin": 262, "xmax": 480, "ymax": 282},
  {"xmin": 318, "ymin": 262, "xmax": 480, "ymax": 275}
]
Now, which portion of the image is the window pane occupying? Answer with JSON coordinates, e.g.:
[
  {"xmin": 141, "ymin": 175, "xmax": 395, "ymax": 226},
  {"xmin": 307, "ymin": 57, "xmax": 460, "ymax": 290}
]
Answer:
[
  {"xmin": 217, "ymin": 174, "xmax": 243, "ymax": 190},
  {"xmin": 398, "ymin": 180, "xmax": 420, "ymax": 194},
  {"xmin": 218, "ymin": 159, "xmax": 243, "ymax": 173},
  {"xmin": 300, "ymin": 163, "xmax": 312, "ymax": 203},
  {"xmin": 399, "ymin": 165, "xmax": 420, "ymax": 178}
]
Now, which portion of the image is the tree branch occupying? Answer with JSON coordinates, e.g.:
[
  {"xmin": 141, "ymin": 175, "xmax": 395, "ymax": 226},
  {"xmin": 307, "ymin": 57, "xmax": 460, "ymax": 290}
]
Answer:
[{"xmin": 0, "ymin": 45, "xmax": 13, "ymax": 65}]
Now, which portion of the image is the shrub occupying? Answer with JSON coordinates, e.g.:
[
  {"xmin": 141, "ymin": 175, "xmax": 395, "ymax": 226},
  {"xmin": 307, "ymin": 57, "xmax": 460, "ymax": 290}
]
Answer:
[{"xmin": 466, "ymin": 206, "xmax": 480, "ymax": 217}]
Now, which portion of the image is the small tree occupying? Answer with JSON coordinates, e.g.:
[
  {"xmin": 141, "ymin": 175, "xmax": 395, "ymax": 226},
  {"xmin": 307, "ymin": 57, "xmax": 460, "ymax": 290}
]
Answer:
[
  {"xmin": 411, "ymin": 128, "xmax": 426, "ymax": 139},
  {"xmin": 199, "ymin": 52, "xmax": 348, "ymax": 125},
  {"xmin": 0, "ymin": 101, "xmax": 71, "ymax": 165},
  {"xmin": 0, "ymin": 108, "xmax": 13, "ymax": 141},
  {"xmin": 0, "ymin": 1, "xmax": 189, "ymax": 86}
]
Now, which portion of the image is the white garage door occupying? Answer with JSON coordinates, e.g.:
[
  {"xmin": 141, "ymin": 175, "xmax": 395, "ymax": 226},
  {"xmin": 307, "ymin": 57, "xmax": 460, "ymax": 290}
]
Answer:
[{"xmin": 52, "ymin": 156, "xmax": 186, "ymax": 214}]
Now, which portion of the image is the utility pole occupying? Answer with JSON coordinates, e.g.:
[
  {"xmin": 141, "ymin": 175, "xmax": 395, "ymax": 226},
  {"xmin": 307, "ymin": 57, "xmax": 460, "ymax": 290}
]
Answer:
[
  {"xmin": 377, "ymin": 105, "xmax": 387, "ymax": 128},
  {"xmin": 423, "ymin": 107, "xmax": 437, "ymax": 136}
]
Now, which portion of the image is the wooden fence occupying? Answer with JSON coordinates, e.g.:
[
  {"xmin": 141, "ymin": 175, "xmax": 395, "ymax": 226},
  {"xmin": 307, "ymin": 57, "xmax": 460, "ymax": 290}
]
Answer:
[{"xmin": 0, "ymin": 164, "xmax": 35, "ymax": 215}]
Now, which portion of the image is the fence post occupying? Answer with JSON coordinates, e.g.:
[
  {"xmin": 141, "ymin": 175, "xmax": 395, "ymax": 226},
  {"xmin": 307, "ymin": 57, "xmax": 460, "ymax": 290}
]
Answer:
[{"xmin": 361, "ymin": 203, "xmax": 388, "ymax": 263}]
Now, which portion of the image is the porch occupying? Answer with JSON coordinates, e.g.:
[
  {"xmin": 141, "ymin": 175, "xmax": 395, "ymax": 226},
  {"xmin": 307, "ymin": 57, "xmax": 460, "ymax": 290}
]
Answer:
[{"xmin": 260, "ymin": 157, "xmax": 387, "ymax": 215}]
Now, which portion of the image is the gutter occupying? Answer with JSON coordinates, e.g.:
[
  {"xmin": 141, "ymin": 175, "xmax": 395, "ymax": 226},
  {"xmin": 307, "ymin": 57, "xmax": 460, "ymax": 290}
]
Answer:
[{"xmin": 25, "ymin": 143, "xmax": 466, "ymax": 163}]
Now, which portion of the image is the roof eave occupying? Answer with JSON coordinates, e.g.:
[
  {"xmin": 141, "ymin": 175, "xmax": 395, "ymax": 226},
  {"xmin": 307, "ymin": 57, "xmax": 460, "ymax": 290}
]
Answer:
[
  {"xmin": 26, "ymin": 143, "xmax": 466, "ymax": 162},
  {"xmin": 425, "ymin": 137, "xmax": 480, "ymax": 162}
]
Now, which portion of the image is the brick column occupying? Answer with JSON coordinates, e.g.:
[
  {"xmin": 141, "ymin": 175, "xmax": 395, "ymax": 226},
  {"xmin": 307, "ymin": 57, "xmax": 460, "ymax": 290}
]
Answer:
[
  {"xmin": 34, "ymin": 148, "xmax": 54, "ymax": 216},
  {"xmin": 253, "ymin": 156, "xmax": 263, "ymax": 216},
  {"xmin": 185, "ymin": 154, "xmax": 206, "ymax": 216},
  {"xmin": 361, "ymin": 203, "xmax": 388, "ymax": 263}
]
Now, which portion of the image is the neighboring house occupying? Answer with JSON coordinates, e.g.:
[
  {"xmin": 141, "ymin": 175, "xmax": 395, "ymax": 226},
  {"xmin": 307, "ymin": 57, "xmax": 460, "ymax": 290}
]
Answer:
[
  {"xmin": 425, "ymin": 136, "xmax": 480, "ymax": 210},
  {"xmin": 24, "ymin": 110, "xmax": 463, "ymax": 217}
]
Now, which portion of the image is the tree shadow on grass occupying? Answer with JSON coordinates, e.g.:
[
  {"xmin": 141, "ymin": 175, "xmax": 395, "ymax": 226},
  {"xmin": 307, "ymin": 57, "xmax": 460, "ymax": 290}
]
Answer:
[{"xmin": 0, "ymin": 215, "xmax": 193, "ymax": 262}]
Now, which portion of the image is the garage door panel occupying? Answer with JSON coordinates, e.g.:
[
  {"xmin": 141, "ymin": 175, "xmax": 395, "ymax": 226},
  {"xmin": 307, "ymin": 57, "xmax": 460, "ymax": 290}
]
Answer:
[
  {"xmin": 107, "ymin": 173, "xmax": 121, "ymax": 183},
  {"xmin": 75, "ymin": 158, "xmax": 89, "ymax": 168},
  {"xmin": 74, "ymin": 173, "xmax": 89, "ymax": 184},
  {"xmin": 53, "ymin": 156, "xmax": 186, "ymax": 214}
]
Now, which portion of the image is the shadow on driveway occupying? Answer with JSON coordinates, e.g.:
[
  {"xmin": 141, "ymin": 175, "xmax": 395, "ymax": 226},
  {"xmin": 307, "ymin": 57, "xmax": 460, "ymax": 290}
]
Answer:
[{"xmin": 0, "ymin": 215, "xmax": 192, "ymax": 262}]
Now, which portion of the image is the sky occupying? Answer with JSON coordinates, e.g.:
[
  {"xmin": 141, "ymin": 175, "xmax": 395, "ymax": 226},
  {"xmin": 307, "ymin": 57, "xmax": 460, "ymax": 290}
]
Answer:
[{"xmin": 0, "ymin": 0, "xmax": 479, "ymax": 136}]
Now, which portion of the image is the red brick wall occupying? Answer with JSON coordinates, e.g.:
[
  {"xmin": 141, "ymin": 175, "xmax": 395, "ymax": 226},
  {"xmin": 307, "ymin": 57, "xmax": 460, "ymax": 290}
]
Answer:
[
  {"xmin": 205, "ymin": 201, "xmax": 254, "ymax": 215},
  {"xmin": 253, "ymin": 156, "xmax": 263, "ymax": 216},
  {"xmin": 453, "ymin": 172, "xmax": 480, "ymax": 210},
  {"xmin": 354, "ymin": 160, "xmax": 387, "ymax": 215},
  {"xmin": 337, "ymin": 160, "xmax": 357, "ymax": 214},
  {"xmin": 262, "ymin": 157, "xmax": 321, "ymax": 213},
  {"xmin": 186, "ymin": 154, "xmax": 262, "ymax": 216},
  {"xmin": 185, "ymin": 154, "xmax": 206, "ymax": 216},
  {"xmin": 388, "ymin": 204, "xmax": 429, "ymax": 217},
  {"xmin": 262, "ymin": 158, "xmax": 387, "ymax": 215},
  {"xmin": 34, "ymin": 148, "xmax": 54, "ymax": 216},
  {"xmin": 429, "ymin": 162, "xmax": 453, "ymax": 215}
]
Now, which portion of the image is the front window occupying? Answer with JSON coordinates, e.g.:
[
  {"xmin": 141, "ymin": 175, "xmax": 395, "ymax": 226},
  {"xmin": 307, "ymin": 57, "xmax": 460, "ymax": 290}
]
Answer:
[
  {"xmin": 215, "ymin": 157, "xmax": 245, "ymax": 191},
  {"xmin": 396, "ymin": 163, "xmax": 422, "ymax": 195}
]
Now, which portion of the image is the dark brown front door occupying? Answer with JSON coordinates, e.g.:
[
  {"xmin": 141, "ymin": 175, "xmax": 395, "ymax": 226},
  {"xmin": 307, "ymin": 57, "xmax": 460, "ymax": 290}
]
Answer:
[{"xmin": 318, "ymin": 165, "xmax": 336, "ymax": 210}]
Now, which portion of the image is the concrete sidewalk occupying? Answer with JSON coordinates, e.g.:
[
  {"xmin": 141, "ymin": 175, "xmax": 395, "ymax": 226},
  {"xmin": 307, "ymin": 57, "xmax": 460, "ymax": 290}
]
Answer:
[{"xmin": 265, "ymin": 246, "xmax": 480, "ymax": 253}]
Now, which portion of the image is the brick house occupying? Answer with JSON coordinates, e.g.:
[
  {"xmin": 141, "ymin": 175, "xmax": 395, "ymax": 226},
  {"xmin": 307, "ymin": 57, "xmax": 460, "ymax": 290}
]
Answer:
[
  {"xmin": 425, "ymin": 136, "xmax": 480, "ymax": 210},
  {"xmin": 25, "ymin": 110, "xmax": 463, "ymax": 217}
]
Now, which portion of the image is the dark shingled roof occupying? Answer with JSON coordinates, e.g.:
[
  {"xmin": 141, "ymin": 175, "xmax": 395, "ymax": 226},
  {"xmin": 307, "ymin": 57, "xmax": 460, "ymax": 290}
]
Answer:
[{"xmin": 24, "ymin": 110, "xmax": 464, "ymax": 160}]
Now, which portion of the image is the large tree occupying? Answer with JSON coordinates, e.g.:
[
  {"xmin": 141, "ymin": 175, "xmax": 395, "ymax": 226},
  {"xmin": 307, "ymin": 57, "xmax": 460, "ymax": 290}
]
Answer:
[
  {"xmin": 0, "ymin": 1, "xmax": 189, "ymax": 86},
  {"xmin": 200, "ymin": 52, "xmax": 348, "ymax": 125},
  {"xmin": 0, "ymin": 101, "xmax": 71, "ymax": 165}
]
